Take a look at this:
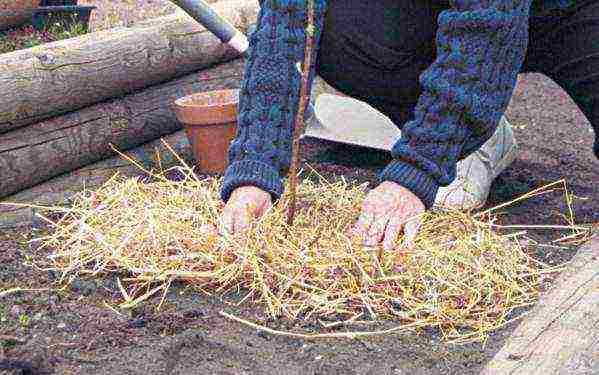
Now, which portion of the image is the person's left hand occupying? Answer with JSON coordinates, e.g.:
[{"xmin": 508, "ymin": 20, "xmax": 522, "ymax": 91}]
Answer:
[{"xmin": 350, "ymin": 181, "xmax": 425, "ymax": 250}]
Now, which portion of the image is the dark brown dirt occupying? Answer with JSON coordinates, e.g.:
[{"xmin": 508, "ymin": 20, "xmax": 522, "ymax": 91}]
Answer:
[{"xmin": 1, "ymin": 72, "xmax": 597, "ymax": 374}]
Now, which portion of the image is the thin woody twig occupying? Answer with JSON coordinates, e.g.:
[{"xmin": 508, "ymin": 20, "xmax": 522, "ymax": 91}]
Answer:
[{"xmin": 287, "ymin": 0, "xmax": 316, "ymax": 226}]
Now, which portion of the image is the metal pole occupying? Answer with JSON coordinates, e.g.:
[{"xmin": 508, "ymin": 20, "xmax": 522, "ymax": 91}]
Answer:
[{"xmin": 170, "ymin": 0, "xmax": 249, "ymax": 54}]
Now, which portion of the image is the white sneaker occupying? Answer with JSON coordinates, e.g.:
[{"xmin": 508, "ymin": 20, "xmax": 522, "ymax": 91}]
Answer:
[{"xmin": 434, "ymin": 116, "xmax": 519, "ymax": 211}]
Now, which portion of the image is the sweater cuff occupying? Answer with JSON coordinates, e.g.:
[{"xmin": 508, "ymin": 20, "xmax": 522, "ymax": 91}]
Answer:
[
  {"xmin": 220, "ymin": 160, "xmax": 284, "ymax": 203},
  {"xmin": 377, "ymin": 160, "xmax": 439, "ymax": 210}
]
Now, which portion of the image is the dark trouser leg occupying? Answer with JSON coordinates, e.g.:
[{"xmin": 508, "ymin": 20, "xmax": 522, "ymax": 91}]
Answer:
[
  {"xmin": 522, "ymin": 2, "xmax": 599, "ymax": 158},
  {"xmin": 315, "ymin": 0, "xmax": 447, "ymax": 129}
]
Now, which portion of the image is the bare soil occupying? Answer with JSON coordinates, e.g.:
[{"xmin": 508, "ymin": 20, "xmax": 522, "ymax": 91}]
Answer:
[
  {"xmin": 1, "ymin": 74, "xmax": 596, "ymax": 375},
  {"xmin": 1, "ymin": 1, "xmax": 598, "ymax": 374}
]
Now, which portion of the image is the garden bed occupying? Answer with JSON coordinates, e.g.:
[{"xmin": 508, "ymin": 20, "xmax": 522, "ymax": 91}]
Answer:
[
  {"xmin": 0, "ymin": 1, "xmax": 597, "ymax": 374},
  {"xmin": 0, "ymin": 21, "xmax": 88, "ymax": 54}
]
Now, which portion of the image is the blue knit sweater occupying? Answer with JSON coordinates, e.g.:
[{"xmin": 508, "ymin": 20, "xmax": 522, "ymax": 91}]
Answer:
[{"xmin": 220, "ymin": 0, "xmax": 535, "ymax": 209}]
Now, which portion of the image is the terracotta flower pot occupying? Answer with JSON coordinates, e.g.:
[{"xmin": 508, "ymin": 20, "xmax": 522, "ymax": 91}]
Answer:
[
  {"xmin": 173, "ymin": 89, "xmax": 239, "ymax": 175},
  {"xmin": 0, "ymin": 0, "xmax": 41, "ymax": 31}
]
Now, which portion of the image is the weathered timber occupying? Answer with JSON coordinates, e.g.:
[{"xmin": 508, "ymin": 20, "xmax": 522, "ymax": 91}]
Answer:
[
  {"xmin": 0, "ymin": 58, "xmax": 244, "ymax": 198},
  {"xmin": 0, "ymin": 130, "xmax": 193, "ymax": 228},
  {"xmin": 480, "ymin": 233, "xmax": 599, "ymax": 375},
  {"xmin": 0, "ymin": 0, "xmax": 258, "ymax": 132}
]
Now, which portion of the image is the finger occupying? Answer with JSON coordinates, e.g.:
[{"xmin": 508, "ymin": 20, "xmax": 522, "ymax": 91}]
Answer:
[
  {"xmin": 257, "ymin": 197, "xmax": 273, "ymax": 217},
  {"xmin": 382, "ymin": 215, "xmax": 404, "ymax": 251},
  {"xmin": 233, "ymin": 205, "xmax": 252, "ymax": 233},
  {"xmin": 351, "ymin": 211, "xmax": 374, "ymax": 242},
  {"xmin": 219, "ymin": 206, "xmax": 235, "ymax": 235},
  {"xmin": 401, "ymin": 215, "xmax": 422, "ymax": 250},
  {"xmin": 344, "ymin": 225, "xmax": 354, "ymax": 238},
  {"xmin": 364, "ymin": 214, "xmax": 389, "ymax": 247}
]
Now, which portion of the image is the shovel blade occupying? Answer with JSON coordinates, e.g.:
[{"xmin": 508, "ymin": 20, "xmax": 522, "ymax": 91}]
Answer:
[{"xmin": 302, "ymin": 93, "xmax": 401, "ymax": 151}]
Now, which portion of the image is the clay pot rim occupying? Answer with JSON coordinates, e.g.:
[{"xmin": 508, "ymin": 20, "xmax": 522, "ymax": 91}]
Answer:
[
  {"xmin": 174, "ymin": 89, "xmax": 239, "ymax": 109},
  {"xmin": 173, "ymin": 89, "xmax": 239, "ymax": 126}
]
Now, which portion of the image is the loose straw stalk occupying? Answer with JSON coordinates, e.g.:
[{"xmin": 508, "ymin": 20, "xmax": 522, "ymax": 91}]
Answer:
[
  {"xmin": 287, "ymin": 0, "xmax": 316, "ymax": 226},
  {"xmin": 7, "ymin": 141, "xmax": 589, "ymax": 344}
]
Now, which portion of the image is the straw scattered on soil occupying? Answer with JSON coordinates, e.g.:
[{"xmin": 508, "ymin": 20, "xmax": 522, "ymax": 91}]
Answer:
[{"xmin": 4, "ymin": 143, "xmax": 591, "ymax": 345}]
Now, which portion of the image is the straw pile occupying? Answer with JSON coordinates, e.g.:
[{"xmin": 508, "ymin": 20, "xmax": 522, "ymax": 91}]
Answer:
[{"xmin": 19, "ymin": 151, "xmax": 572, "ymax": 345}]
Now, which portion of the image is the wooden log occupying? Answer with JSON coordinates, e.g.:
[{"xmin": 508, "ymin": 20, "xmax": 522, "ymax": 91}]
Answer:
[
  {"xmin": 0, "ymin": 0, "xmax": 40, "ymax": 30},
  {"xmin": 0, "ymin": 0, "xmax": 258, "ymax": 132},
  {"xmin": 480, "ymin": 233, "xmax": 599, "ymax": 375},
  {"xmin": 0, "ymin": 57, "xmax": 245, "ymax": 199},
  {"xmin": 0, "ymin": 130, "xmax": 193, "ymax": 228}
]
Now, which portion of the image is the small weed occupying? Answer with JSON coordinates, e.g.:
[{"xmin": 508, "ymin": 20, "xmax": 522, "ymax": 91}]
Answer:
[
  {"xmin": 19, "ymin": 313, "xmax": 30, "ymax": 328},
  {"xmin": 22, "ymin": 35, "xmax": 45, "ymax": 49},
  {"xmin": 46, "ymin": 18, "xmax": 89, "ymax": 41},
  {"xmin": 0, "ymin": 304, "xmax": 8, "ymax": 324},
  {"xmin": 0, "ymin": 339, "xmax": 18, "ymax": 351}
]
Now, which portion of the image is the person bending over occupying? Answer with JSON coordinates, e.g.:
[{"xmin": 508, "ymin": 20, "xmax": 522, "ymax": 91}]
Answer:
[{"xmin": 217, "ymin": 0, "xmax": 599, "ymax": 249}]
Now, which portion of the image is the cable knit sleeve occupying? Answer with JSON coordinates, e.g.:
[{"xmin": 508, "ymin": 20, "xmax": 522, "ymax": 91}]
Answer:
[
  {"xmin": 378, "ymin": 0, "xmax": 533, "ymax": 209},
  {"xmin": 220, "ymin": 0, "xmax": 326, "ymax": 203}
]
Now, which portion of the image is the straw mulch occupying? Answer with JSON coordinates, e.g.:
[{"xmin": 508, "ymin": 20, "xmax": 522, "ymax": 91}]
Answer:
[{"xmin": 16, "ymin": 148, "xmax": 586, "ymax": 345}]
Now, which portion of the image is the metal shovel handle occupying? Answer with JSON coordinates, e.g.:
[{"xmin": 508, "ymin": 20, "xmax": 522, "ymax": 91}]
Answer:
[{"xmin": 170, "ymin": 0, "xmax": 249, "ymax": 54}]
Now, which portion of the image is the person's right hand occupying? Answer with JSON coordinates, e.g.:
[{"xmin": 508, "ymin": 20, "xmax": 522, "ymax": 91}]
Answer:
[{"xmin": 219, "ymin": 186, "xmax": 272, "ymax": 235}]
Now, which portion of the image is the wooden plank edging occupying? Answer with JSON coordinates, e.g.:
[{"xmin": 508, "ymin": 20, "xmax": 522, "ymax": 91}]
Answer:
[
  {"xmin": 481, "ymin": 232, "xmax": 599, "ymax": 374},
  {"xmin": 0, "ymin": 130, "xmax": 191, "ymax": 228},
  {"xmin": 0, "ymin": 58, "xmax": 244, "ymax": 199}
]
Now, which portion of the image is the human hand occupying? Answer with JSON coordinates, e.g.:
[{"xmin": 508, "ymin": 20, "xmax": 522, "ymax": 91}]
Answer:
[
  {"xmin": 350, "ymin": 181, "xmax": 425, "ymax": 251},
  {"xmin": 219, "ymin": 185, "xmax": 272, "ymax": 234}
]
